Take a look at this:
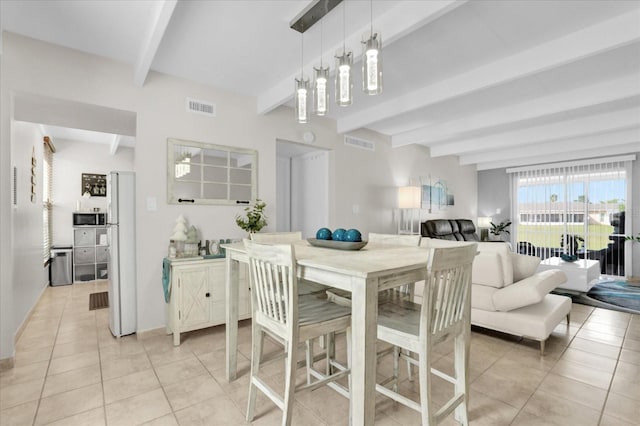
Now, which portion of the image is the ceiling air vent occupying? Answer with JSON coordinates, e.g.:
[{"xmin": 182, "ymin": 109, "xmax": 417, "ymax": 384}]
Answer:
[
  {"xmin": 344, "ymin": 135, "xmax": 375, "ymax": 151},
  {"xmin": 186, "ymin": 97, "xmax": 216, "ymax": 117}
]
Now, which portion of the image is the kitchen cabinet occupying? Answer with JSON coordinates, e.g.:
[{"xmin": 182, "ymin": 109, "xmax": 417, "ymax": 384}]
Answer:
[
  {"xmin": 73, "ymin": 226, "xmax": 109, "ymax": 282},
  {"xmin": 166, "ymin": 257, "xmax": 251, "ymax": 345}
]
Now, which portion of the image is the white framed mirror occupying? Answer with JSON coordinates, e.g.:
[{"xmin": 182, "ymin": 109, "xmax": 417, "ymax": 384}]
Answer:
[{"xmin": 167, "ymin": 138, "xmax": 258, "ymax": 205}]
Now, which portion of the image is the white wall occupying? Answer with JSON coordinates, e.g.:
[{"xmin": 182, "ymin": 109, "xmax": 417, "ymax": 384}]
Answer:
[
  {"xmin": 0, "ymin": 32, "xmax": 477, "ymax": 359},
  {"xmin": 291, "ymin": 151, "xmax": 329, "ymax": 238},
  {"xmin": 10, "ymin": 121, "xmax": 48, "ymax": 340},
  {"xmin": 52, "ymin": 139, "xmax": 134, "ymax": 246}
]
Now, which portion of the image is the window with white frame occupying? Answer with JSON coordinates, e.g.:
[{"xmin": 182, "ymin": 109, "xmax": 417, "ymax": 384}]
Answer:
[{"xmin": 509, "ymin": 156, "xmax": 634, "ymax": 277}]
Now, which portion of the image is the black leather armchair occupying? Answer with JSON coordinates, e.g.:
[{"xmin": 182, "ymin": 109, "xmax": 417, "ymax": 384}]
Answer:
[{"xmin": 421, "ymin": 219, "xmax": 480, "ymax": 241}]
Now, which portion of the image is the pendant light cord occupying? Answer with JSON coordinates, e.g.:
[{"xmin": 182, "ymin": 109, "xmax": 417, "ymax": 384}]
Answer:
[
  {"xmin": 300, "ymin": 33, "xmax": 304, "ymax": 79},
  {"xmin": 320, "ymin": 18, "xmax": 323, "ymax": 67},
  {"xmin": 370, "ymin": 0, "xmax": 373, "ymax": 36},
  {"xmin": 343, "ymin": 1, "xmax": 346, "ymax": 52}
]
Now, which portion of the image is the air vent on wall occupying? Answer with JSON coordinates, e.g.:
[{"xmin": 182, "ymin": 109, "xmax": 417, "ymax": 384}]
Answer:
[
  {"xmin": 344, "ymin": 135, "xmax": 375, "ymax": 151},
  {"xmin": 186, "ymin": 97, "xmax": 216, "ymax": 117}
]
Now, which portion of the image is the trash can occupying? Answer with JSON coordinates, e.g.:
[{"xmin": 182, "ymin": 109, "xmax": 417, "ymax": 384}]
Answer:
[{"xmin": 50, "ymin": 246, "xmax": 73, "ymax": 286}]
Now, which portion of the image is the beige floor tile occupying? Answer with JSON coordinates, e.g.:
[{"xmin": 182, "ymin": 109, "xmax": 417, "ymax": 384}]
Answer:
[
  {"xmin": 510, "ymin": 410, "xmax": 566, "ymax": 425},
  {"xmin": 42, "ymin": 407, "xmax": 105, "ymax": 426},
  {"xmin": 623, "ymin": 337, "xmax": 640, "ymax": 352},
  {"xmin": 0, "ymin": 378, "xmax": 44, "ymax": 410},
  {"xmin": 537, "ymin": 372, "xmax": 607, "ymax": 410},
  {"xmin": 101, "ymin": 351, "xmax": 152, "ymax": 381},
  {"xmin": 140, "ymin": 413, "xmax": 179, "ymax": 426},
  {"xmin": 0, "ymin": 400, "xmax": 39, "ymax": 426},
  {"xmin": 105, "ymin": 388, "xmax": 172, "ymax": 426},
  {"xmin": 619, "ymin": 348, "xmax": 640, "ymax": 366},
  {"xmin": 521, "ymin": 390, "xmax": 600, "ymax": 426},
  {"xmin": 0, "ymin": 360, "xmax": 49, "ymax": 387},
  {"xmin": 603, "ymin": 391, "xmax": 640, "ymax": 424},
  {"xmin": 470, "ymin": 370, "xmax": 539, "ymax": 409},
  {"xmin": 34, "ymin": 382, "xmax": 103, "ymax": 425},
  {"xmin": 13, "ymin": 345, "xmax": 53, "ymax": 366},
  {"xmin": 567, "ymin": 337, "xmax": 620, "ymax": 359},
  {"xmin": 51, "ymin": 336, "xmax": 98, "ymax": 359},
  {"xmin": 47, "ymin": 350, "xmax": 99, "ymax": 376},
  {"xmin": 103, "ymin": 368, "xmax": 160, "ymax": 404},
  {"xmin": 550, "ymin": 358, "xmax": 613, "ymax": 390},
  {"xmin": 98, "ymin": 338, "xmax": 146, "ymax": 362},
  {"xmin": 558, "ymin": 347, "xmax": 618, "ymax": 373},
  {"xmin": 173, "ymin": 395, "xmax": 246, "ymax": 426},
  {"xmin": 465, "ymin": 389, "xmax": 520, "ymax": 426},
  {"xmin": 576, "ymin": 328, "xmax": 624, "ymax": 347},
  {"xmin": 610, "ymin": 360, "xmax": 640, "ymax": 401},
  {"xmin": 154, "ymin": 355, "xmax": 208, "ymax": 386},
  {"xmin": 163, "ymin": 374, "xmax": 225, "ymax": 411},
  {"xmin": 599, "ymin": 414, "xmax": 637, "ymax": 426},
  {"xmin": 581, "ymin": 319, "xmax": 627, "ymax": 337},
  {"xmin": 42, "ymin": 364, "xmax": 102, "ymax": 397}
]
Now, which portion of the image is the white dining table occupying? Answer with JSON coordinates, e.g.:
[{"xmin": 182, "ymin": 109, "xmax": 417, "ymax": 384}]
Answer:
[{"xmin": 224, "ymin": 240, "xmax": 428, "ymax": 425}]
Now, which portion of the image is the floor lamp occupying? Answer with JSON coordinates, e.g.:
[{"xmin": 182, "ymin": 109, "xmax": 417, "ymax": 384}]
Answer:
[{"xmin": 398, "ymin": 186, "xmax": 421, "ymax": 234}]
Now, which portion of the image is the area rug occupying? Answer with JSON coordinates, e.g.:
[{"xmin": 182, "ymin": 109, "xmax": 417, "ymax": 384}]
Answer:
[
  {"xmin": 585, "ymin": 280, "xmax": 640, "ymax": 314},
  {"xmin": 89, "ymin": 291, "xmax": 109, "ymax": 310}
]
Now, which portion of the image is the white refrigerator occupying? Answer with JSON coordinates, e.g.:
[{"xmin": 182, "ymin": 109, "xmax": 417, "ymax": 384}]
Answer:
[{"xmin": 107, "ymin": 171, "xmax": 137, "ymax": 337}]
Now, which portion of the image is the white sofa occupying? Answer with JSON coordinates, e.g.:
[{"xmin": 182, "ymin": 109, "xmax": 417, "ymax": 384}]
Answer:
[{"xmin": 420, "ymin": 239, "xmax": 571, "ymax": 354}]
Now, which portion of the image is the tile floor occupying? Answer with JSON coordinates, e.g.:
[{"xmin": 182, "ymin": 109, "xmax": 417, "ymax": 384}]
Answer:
[{"xmin": 1, "ymin": 281, "xmax": 639, "ymax": 425}]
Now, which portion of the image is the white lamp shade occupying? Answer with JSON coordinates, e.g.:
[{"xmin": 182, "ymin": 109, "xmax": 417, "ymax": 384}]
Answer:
[
  {"xmin": 295, "ymin": 76, "xmax": 310, "ymax": 123},
  {"xmin": 398, "ymin": 186, "xmax": 421, "ymax": 209},
  {"xmin": 362, "ymin": 31, "xmax": 382, "ymax": 95},
  {"xmin": 478, "ymin": 217, "xmax": 493, "ymax": 228},
  {"xmin": 313, "ymin": 66, "xmax": 329, "ymax": 116},
  {"xmin": 335, "ymin": 49, "xmax": 353, "ymax": 107}
]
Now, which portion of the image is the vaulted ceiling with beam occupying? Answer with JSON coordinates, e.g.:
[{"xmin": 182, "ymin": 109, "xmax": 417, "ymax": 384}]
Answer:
[{"xmin": 2, "ymin": 0, "xmax": 639, "ymax": 169}]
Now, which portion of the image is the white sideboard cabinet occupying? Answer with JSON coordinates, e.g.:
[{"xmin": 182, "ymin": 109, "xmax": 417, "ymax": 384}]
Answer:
[{"xmin": 166, "ymin": 257, "xmax": 251, "ymax": 345}]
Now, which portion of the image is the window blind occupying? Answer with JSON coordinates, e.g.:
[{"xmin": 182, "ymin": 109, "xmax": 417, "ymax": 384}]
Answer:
[
  {"xmin": 509, "ymin": 156, "xmax": 633, "ymax": 277},
  {"xmin": 43, "ymin": 136, "xmax": 55, "ymax": 265}
]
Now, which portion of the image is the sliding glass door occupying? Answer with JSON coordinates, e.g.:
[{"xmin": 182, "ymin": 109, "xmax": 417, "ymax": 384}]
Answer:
[{"xmin": 510, "ymin": 157, "xmax": 632, "ymax": 277}]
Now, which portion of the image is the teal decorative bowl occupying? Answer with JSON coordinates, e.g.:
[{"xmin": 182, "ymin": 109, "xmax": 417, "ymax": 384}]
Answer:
[{"xmin": 560, "ymin": 254, "xmax": 578, "ymax": 262}]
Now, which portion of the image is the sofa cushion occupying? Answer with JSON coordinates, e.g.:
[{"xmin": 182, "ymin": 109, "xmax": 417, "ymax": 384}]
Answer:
[
  {"xmin": 471, "ymin": 284, "xmax": 497, "ymax": 311},
  {"xmin": 457, "ymin": 220, "xmax": 480, "ymax": 241},
  {"xmin": 512, "ymin": 253, "xmax": 541, "ymax": 282},
  {"xmin": 492, "ymin": 269, "xmax": 567, "ymax": 312},
  {"xmin": 472, "ymin": 252, "xmax": 506, "ymax": 288},
  {"xmin": 471, "ymin": 294, "xmax": 572, "ymax": 341},
  {"xmin": 476, "ymin": 242, "xmax": 514, "ymax": 287}
]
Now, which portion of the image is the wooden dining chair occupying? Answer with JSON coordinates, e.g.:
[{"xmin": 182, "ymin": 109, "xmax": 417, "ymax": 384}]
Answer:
[
  {"xmin": 250, "ymin": 231, "xmax": 328, "ymax": 296},
  {"xmin": 375, "ymin": 243, "xmax": 477, "ymax": 426},
  {"xmin": 244, "ymin": 240, "xmax": 352, "ymax": 426}
]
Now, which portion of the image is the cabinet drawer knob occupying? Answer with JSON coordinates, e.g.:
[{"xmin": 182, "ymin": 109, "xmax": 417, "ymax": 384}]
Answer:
[{"xmin": 205, "ymin": 292, "xmax": 210, "ymax": 298}]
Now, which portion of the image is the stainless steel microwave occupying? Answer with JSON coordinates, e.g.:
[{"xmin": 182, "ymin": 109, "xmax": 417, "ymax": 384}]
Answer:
[{"xmin": 73, "ymin": 212, "xmax": 106, "ymax": 226}]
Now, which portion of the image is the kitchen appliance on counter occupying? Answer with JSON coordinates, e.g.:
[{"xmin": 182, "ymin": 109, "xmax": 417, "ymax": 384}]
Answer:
[
  {"xmin": 107, "ymin": 171, "xmax": 137, "ymax": 337},
  {"xmin": 73, "ymin": 212, "xmax": 107, "ymax": 226}
]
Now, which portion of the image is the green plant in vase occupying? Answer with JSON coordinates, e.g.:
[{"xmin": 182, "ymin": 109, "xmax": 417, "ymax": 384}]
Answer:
[
  {"xmin": 235, "ymin": 199, "xmax": 267, "ymax": 233},
  {"xmin": 489, "ymin": 220, "xmax": 511, "ymax": 240}
]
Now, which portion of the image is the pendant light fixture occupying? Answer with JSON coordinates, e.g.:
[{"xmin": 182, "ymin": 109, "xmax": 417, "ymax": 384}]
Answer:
[
  {"xmin": 313, "ymin": 19, "xmax": 329, "ymax": 116},
  {"xmin": 362, "ymin": 0, "xmax": 382, "ymax": 95},
  {"xmin": 295, "ymin": 33, "xmax": 309, "ymax": 124},
  {"xmin": 335, "ymin": 1, "xmax": 353, "ymax": 107}
]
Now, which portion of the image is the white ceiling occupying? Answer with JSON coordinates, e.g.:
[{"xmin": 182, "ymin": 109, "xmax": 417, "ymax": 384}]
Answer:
[{"xmin": 2, "ymin": 0, "xmax": 639, "ymax": 169}]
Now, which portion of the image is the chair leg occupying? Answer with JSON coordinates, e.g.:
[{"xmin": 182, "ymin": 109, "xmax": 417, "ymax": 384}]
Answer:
[
  {"xmin": 326, "ymin": 332, "xmax": 336, "ymax": 375},
  {"xmin": 306, "ymin": 339, "xmax": 314, "ymax": 385},
  {"xmin": 453, "ymin": 333, "xmax": 469, "ymax": 426},
  {"xmin": 540, "ymin": 339, "xmax": 546, "ymax": 356},
  {"xmin": 405, "ymin": 349, "xmax": 414, "ymax": 382},
  {"xmin": 346, "ymin": 327, "xmax": 352, "ymax": 420},
  {"xmin": 392, "ymin": 346, "xmax": 400, "ymax": 392},
  {"xmin": 246, "ymin": 324, "xmax": 263, "ymax": 422},
  {"xmin": 418, "ymin": 348, "xmax": 434, "ymax": 426},
  {"xmin": 566, "ymin": 313, "xmax": 571, "ymax": 325},
  {"xmin": 282, "ymin": 337, "xmax": 298, "ymax": 426}
]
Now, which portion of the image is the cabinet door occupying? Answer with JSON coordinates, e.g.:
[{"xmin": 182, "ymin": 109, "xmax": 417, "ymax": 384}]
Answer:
[
  {"xmin": 177, "ymin": 267, "xmax": 211, "ymax": 329},
  {"xmin": 74, "ymin": 228, "xmax": 96, "ymax": 246},
  {"xmin": 95, "ymin": 246, "xmax": 109, "ymax": 263},
  {"xmin": 238, "ymin": 263, "xmax": 252, "ymax": 318},
  {"xmin": 74, "ymin": 247, "xmax": 95, "ymax": 264},
  {"xmin": 208, "ymin": 261, "xmax": 226, "ymax": 324}
]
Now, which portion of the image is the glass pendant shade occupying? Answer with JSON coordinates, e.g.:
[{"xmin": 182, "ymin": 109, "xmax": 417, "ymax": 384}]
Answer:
[
  {"xmin": 313, "ymin": 66, "xmax": 329, "ymax": 116},
  {"xmin": 295, "ymin": 77, "xmax": 310, "ymax": 124},
  {"xmin": 362, "ymin": 32, "xmax": 382, "ymax": 95},
  {"xmin": 335, "ymin": 49, "xmax": 353, "ymax": 107}
]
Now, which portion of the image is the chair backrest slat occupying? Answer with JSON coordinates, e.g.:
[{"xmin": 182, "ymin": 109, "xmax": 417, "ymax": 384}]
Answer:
[
  {"xmin": 423, "ymin": 244, "xmax": 477, "ymax": 336},
  {"xmin": 245, "ymin": 239, "xmax": 298, "ymax": 327}
]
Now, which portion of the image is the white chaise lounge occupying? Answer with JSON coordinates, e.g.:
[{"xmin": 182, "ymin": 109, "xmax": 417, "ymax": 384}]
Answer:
[{"xmin": 421, "ymin": 239, "xmax": 571, "ymax": 354}]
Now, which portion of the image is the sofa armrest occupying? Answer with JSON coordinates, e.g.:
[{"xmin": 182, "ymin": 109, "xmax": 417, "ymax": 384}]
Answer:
[{"xmin": 492, "ymin": 269, "xmax": 567, "ymax": 312}]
